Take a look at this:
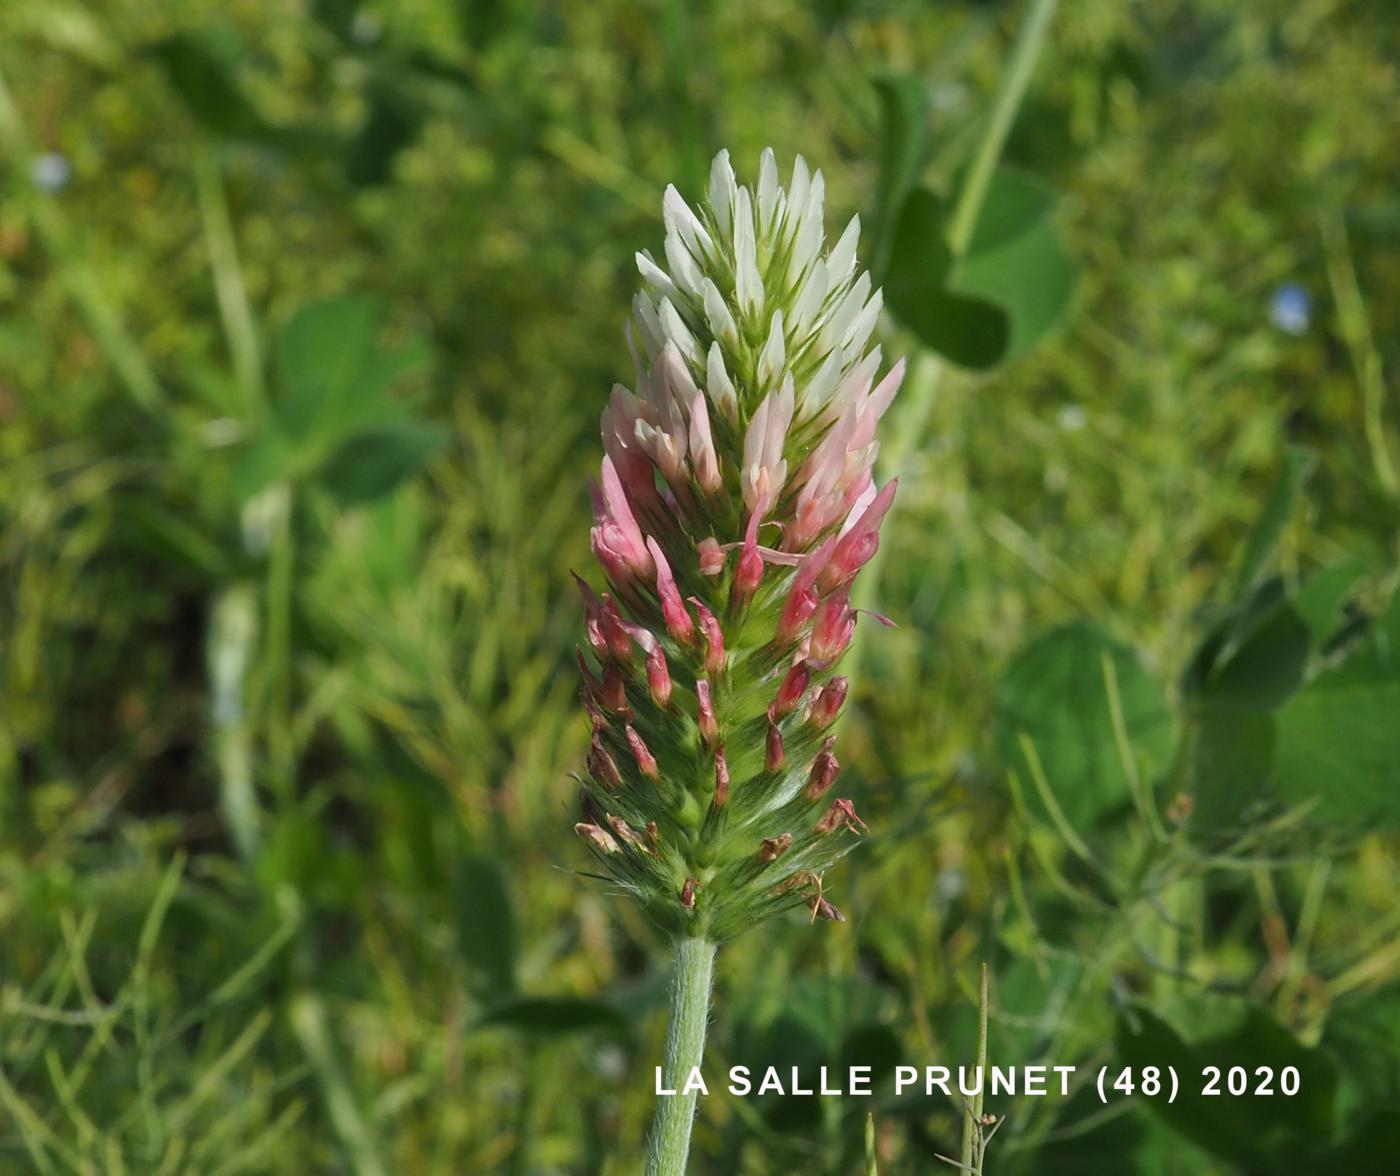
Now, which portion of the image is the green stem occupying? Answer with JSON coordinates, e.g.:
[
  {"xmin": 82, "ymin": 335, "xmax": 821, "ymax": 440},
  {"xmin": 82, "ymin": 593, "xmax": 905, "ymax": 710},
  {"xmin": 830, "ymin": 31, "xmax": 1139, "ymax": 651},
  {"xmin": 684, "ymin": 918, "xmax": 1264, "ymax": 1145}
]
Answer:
[
  {"xmin": 646, "ymin": 937, "xmax": 717, "ymax": 1176},
  {"xmin": 195, "ymin": 158, "xmax": 267, "ymax": 862},
  {"xmin": 194, "ymin": 143, "xmax": 265, "ymax": 415},
  {"xmin": 946, "ymin": 0, "xmax": 1060, "ymax": 257},
  {"xmin": 959, "ymin": 963, "xmax": 989, "ymax": 1173},
  {"xmin": 850, "ymin": 0, "xmax": 1057, "ymax": 683},
  {"xmin": 1320, "ymin": 205, "xmax": 1398, "ymax": 500},
  {"xmin": 265, "ymin": 490, "xmax": 297, "ymax": 807}
]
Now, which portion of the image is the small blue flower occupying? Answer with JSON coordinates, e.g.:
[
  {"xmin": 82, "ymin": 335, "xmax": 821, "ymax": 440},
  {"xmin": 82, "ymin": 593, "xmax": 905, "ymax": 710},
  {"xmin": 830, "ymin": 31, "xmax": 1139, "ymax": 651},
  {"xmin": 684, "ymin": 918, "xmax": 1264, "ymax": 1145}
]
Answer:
[
  {"xmin": 31, "ymin": 152, "xmax": 72, "ymax": 194},
  {"xmin": 1270, "ymin": 283, "xmax": 1311, "ymax": 336},
  {"xmin": 1057, "ymin": 404, "xmax": 1087, "ymax": 432}
]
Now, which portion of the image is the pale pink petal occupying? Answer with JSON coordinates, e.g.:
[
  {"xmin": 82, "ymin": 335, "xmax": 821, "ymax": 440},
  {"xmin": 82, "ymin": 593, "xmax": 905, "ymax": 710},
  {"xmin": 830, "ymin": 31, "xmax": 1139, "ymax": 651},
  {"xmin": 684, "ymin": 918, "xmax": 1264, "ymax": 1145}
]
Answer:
[
  {"xmin": 820, "ymin": 479, "xmax": 898, "ymax": 591},
  {"xmin": 646, "ymin": 536, "xmax": 694, "ymax": 641}
]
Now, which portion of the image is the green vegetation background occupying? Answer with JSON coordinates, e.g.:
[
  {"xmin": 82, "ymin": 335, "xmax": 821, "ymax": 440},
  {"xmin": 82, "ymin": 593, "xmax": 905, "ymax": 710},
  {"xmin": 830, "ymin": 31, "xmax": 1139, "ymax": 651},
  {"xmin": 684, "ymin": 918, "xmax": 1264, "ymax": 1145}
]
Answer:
[{"xmin": 2, "ymin": 0, "xmax": 1398, "ymax": 1172}]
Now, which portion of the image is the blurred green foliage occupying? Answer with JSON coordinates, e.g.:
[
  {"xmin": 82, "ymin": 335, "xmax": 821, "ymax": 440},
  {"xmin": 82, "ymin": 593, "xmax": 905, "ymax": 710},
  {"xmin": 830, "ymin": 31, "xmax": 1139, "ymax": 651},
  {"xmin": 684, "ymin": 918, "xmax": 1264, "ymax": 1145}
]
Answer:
[{"xmin": 2, "ymin": 0, "xmax": 1399, "ymax": 1171}]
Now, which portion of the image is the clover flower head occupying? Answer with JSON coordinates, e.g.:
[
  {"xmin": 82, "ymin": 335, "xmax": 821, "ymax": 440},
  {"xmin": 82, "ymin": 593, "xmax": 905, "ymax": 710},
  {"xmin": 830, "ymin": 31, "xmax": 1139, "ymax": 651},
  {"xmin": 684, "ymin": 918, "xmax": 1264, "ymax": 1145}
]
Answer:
[{"xmin": 574, "ymin": 148, "xmax": 903, "ymax": 941}]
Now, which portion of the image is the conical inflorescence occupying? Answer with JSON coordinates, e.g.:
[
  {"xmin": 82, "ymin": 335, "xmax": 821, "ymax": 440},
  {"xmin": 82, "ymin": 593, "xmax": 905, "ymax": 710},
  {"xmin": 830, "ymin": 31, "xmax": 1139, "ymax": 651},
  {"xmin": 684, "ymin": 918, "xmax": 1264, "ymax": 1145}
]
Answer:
[{"xmin": 575, "ymin": 148, "xmax": 903, "ymax": 942}]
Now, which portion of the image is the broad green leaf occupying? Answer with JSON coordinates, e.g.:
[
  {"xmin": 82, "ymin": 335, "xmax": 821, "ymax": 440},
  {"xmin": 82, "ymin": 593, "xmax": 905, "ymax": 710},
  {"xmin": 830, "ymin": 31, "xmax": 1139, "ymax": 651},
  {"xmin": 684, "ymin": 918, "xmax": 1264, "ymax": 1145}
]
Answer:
[
  {"xmin": 1274, "ymin": 593, "xmax": 1400, "ymax": 826},
  {"xmin": 954, "ymin": 215, "xmax": 1076, "ymax": 361},
  {"xmin": 885, "ymin": 190, "xmax": 1009, "ymax": 369},
  {"xmin": 1234, "ymin": 446, "xmax": 1314, "ymax": 594},
  {"xmin": 1182, "ymin": 581, "xmax": 1306, "ymax": 833},
  {"xmin": 230, "ymin": 429, "xmax": 296, "ymax": 505},
  {"xmin": 965, "ymin": 167, "xmax": 1061, "ymax": 255},
  {"xmin": 996, "ymin": 621, "xmax": 1175, "ymax": 836},
  {"xmin": 884, "ymin": 170, "xmax": 1076, "ymax": 369},
  {"xmin": 1184, "ymin": 450, "xmax": 1315, "ymax": 697},
  {"xmin": 477, "ymin": 996, "xmax": 627, "ymax": 1035},
  {"xmin": 869, "ymin": 73, "xmax": 929, "ymax": 279},
  {"xmin": 1292, "ymin": 558, "xmax": 1371, "ymax": 645},
  {"xmin": 1116, "ymin": 996, "xmax": 1338, "ymax": 1171},
  {"xmin": 272, "ymin": 294, "xmax": 384, "ymax": 440},
  {"xmin": 271, "ymin": 295, "xmax": 430, "ymax": 452},
  {"xmin": 1189, "ymin": 706, "xmax": 1277, "ymax": 831},
  {"xmin": 317, "ymin": 418, "xmax": 449, "ymax": 507},
  {"xmin": 1189, "ymin": 568, "xmax": 1392, "ymax": 831},
  {"xmin": 951, "ymin": 170, "xmax": 1078, "ymax": 363},
  {"xmin": 455, "ymin": 855, "xmax": 516, "ymax": 997},
  {"xmin": 1200, "ymin": 579, "xmax": 1310, "ymax": 710}
]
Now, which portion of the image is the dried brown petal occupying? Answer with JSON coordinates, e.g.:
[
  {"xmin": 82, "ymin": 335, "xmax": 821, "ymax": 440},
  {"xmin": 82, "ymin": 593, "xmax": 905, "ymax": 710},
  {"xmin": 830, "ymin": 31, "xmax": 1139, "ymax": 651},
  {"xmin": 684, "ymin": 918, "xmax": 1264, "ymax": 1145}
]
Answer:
[
  {"xmin": 607, "ymin": 813, "xmax": 646, "ymax": 851},
  {"xmin": 808, "ymin": 894, "xmax": 845, "ymax": 923},
  {"xmin": 814, "ymin": 797, "xmax": 867, "ymax": 836},
  {"xmin": 759, "ymin": 833, "xmax": 793, "ymax": 863},
  {"xmin": 575, "ymin": 822, "xmax": 620, "ymax": 854}
]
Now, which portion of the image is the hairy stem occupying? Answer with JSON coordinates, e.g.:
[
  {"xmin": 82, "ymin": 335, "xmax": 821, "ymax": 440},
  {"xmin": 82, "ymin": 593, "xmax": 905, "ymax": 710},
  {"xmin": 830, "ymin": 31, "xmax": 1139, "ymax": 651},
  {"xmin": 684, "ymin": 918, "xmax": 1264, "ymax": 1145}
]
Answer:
[
  {"xmin": 646, "ymin": 937, "xmax": 717, "ymax": 1176},
  {"xmin": 208, "ymin": 584, "xmax": 261, "ymax": 862}
]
